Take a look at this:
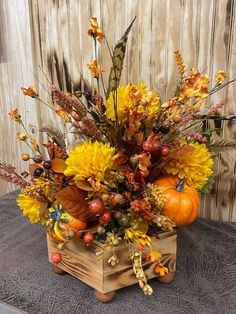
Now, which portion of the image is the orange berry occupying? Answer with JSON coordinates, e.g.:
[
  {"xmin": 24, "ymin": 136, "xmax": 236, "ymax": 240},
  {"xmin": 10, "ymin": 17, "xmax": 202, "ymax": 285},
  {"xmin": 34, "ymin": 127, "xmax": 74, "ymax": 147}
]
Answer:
[{"xmin": 22, "ymin": 153, "xmax": 30, "ymax": 161}]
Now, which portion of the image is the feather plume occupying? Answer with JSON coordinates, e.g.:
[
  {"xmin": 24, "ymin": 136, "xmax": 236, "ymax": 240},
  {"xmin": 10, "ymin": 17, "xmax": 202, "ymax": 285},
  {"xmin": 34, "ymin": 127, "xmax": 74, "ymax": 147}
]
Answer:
[{"xmin": 106, "ymin": 17, "xmax": 136, "ymax": 99}]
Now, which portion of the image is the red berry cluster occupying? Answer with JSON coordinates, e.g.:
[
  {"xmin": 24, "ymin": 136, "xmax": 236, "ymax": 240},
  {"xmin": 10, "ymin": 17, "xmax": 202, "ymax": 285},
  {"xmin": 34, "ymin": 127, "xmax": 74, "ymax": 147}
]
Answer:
[{"xmin": 142, "ymin": 140, "xmax": 170, "ymax": 156}]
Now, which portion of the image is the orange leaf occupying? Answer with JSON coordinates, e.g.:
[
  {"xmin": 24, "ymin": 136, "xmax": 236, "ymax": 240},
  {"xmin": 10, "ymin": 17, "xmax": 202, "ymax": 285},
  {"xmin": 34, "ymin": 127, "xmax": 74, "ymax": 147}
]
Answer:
[
  {"xmin": 51, "ymin": 158, "xmax": 66, "ymax": 173},
  {"xmin": 55, "ymin": 186, "xmax": 89, "ymax": 221},
  {"xmin": 76, "ymin": 180, "xmax": 94, "ymax": 192}
]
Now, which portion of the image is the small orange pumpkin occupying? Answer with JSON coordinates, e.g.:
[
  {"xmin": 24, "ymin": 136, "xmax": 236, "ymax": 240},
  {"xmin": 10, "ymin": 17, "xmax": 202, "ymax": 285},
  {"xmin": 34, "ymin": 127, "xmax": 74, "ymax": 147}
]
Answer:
[
  {"xmin": 46, "ymin": 211, "xmax": 87, "ymax": 242},
  {"xmin": 154, "ymin": 175, "xmax": 199, "ymax": 226}
]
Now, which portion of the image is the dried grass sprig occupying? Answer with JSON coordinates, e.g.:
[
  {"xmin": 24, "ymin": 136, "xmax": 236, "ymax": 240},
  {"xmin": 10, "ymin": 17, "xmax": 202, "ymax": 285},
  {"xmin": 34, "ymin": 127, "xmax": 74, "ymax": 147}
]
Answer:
[
  {"xmin": 209, "ymin": 139, "xmax": 236, "ymax": 153},
  {"xmin": 40, "ymin": 126, "xmax": 66, "ymax": 149}
]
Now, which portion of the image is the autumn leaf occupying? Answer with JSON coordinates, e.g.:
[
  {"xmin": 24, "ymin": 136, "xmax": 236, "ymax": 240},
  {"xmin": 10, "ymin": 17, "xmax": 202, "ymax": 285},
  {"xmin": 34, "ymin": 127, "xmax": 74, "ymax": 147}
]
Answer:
[
  {"xmin": 55, "ymin": 186, "xmax": 89, "ymax": 221},
  {"xmin": 76, "ymin": 180, "xmax": 94, "ymax": 191},
  {"xmin": 51, "ymin": 158, "xmax": 66, "ymax": 173}
]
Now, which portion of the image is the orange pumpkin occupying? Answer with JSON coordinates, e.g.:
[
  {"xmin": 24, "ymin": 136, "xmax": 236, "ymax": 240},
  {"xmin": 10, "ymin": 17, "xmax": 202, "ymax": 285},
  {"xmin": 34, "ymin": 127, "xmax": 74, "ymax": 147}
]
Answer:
[
  {"xmin": 46, "ymin": 211, "xmax": 87, "ymax": 242},
  {"xmin": 154, "ymin": 175, "xmax": 199, "ymax": 226}
]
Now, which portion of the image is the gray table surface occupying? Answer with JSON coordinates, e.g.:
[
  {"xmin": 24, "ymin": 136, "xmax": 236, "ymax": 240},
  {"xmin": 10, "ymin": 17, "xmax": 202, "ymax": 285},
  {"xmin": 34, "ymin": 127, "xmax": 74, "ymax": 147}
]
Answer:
[{"xmin": 0, "ymin": 190, "xmax": 236, "ymax": 314}]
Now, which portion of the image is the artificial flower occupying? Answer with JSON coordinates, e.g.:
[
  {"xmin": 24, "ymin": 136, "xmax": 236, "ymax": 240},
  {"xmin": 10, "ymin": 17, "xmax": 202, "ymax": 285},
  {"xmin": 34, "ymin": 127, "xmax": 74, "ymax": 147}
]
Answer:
[
  {"xmin": 106, "ymin": 232, "xmax": 122, "ymax": 246},
  {"xmin": 174, "ymin": 50, "xmax": 185, "ymax": 75},
  {"xmin": 215, "ymin": 70, "xmax": 227, "ymax": 84},
  {"xmin": 88, "ymin": 60, "xmax": 99, "ymax": 78},
  {"xmin": 130, "ymin": 82, "xmax": 161, "ymax": 115},
  {"xmin": 125, "ymin": 113, "xmax": 142, "ymax": 141},
  {"xmin": 148, "ymin": 183, "xmax": 166, "ymax": 210},
  {"xmin": 179, "ymin": 68, "xmax": 210, "ymax": 100},
  {"xmin": 9, "ymin": 108, "xmax": 21, "ymax": 123},
  {"xmin": 163, "ymin": 140, "xmax": 213, "ymax": 190},
  {"xmin": 64, "ymin": 140, "xmax": 119, "ymax": 183},
  {"xmin": 146, "ymin": 249, "xmax": 161, "ymax": 263},
  {"xmin": 55, "ymin": 109, "xmax": 71, "ymax": 122},
  {"xmin": 136, "ymin": 153, "xmax": 152, "ymax": 177},
  {"xmin": 88, "ymin": 17, "xmax": 104, "ymax": 42},
  {"xmin": 105, "ymin": 84, "xmax": 134, "ymax": 121},
  {"xmin": 108, "ymin": 254, "xmax": 120, "ymax": 266},
  {"xmin": 16, "ymin": 193, "xmax": 48, "ymax": 224},
  {"xmin": 125, "ymin": 228, "xmax": 151, "ymax": 247},
  {"xmin": 21, "ymin": 177, "xmax": 53, "ymax": 202},
  {"xmin": 16, "ymin": 133, "xmax": 28, "ymax": 141},
  {"xmin": 154, "ymin": 262, "xmax": 168, "ymax": 276},
  {"xmin": 105, "ymin": 82, "xmax": 160, "ymax": 122},
  {"xmin": 21, "ymin": 86, "xmax": 38, "ymax": 97},
  {"xmin": 130, "ymin": 199, "xmax": 151, "ymax": 213},
  {"xmin": 123, "ymin": 168, "xmax": 140, "ymax": 191}
]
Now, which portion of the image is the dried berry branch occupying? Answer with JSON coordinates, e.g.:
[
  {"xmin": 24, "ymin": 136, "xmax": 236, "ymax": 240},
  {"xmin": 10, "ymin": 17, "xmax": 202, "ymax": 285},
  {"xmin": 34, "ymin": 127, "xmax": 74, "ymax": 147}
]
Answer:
[
  {"xmin": 80, "ymin": 116, "xmax": 100, "ymax": 140},
  {"xmin": 0, "ymin": 162, "xmax": 29, "ymax": 188},
  {"xmin": 51, "ymin": 85, "xmax": 87, "ymax": 117}
]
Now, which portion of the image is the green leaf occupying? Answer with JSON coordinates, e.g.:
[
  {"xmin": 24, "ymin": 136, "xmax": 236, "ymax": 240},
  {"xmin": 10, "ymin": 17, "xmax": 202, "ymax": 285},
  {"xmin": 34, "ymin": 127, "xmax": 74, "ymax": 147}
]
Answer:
[
  {"xmin": 200, "ymin": 186, "xmax": 209, "ymax": 193},
  {"xmin": 106, "ymin": 17, "xmax": 136, "ymax": 99}
]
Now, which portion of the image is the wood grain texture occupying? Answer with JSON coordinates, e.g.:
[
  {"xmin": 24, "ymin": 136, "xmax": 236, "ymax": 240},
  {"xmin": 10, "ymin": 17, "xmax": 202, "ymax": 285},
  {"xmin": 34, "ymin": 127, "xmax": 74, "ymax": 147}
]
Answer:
[
  {"xmin": 0, "ymin": 0, "xmax": 236, "ymax": 221},
  {"xmin": 47, "ymin": 230, "xmax": 177, "ymax": 293}
]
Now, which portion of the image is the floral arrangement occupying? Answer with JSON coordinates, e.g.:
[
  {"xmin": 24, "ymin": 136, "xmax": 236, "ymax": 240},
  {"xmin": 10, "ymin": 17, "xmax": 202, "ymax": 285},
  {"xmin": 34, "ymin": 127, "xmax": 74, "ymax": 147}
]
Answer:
[{"xmin": 1, "ymin": 17, "xmax": 235, "ymax": 296}]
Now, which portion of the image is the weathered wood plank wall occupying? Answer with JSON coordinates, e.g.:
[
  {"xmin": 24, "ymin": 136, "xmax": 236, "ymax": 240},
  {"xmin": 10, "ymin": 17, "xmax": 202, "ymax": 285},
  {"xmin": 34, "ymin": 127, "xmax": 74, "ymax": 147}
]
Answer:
[{"xmin": 0, "ymin": 0, "xmax": 236, "ymax": 221}]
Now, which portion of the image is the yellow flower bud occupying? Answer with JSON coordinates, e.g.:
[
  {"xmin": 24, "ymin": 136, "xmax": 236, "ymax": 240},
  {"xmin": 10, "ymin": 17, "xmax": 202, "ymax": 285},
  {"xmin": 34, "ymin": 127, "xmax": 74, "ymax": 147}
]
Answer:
[
  {"xmin": 215, "ymin": 70, "xmax": 227, "ymax": 84},
  {"xmin": 17, "ymin": 133, "xmax": 28, "ymax": 141}
]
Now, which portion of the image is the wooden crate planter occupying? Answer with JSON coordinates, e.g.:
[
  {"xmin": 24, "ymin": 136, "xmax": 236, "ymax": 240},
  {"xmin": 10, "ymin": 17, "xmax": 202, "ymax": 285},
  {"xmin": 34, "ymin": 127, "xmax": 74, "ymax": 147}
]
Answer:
[{"xmin": 47, "ymin": 230, "xmax": 177, "ymax": 302}]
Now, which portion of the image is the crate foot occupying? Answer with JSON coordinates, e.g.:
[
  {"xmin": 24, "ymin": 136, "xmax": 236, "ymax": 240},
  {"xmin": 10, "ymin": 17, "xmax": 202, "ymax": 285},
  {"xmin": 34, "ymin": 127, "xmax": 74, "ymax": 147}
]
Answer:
[
  {"xmin": 157, "ymin": 271, "xmax": 175, "ymax": 284},
  {"xmin": 52, "ymin": 264, "xmax": 66, "ymax": 275},
  {"xmin": 95, "ymin": 290, "xmax": 116, "ymax": 303}
]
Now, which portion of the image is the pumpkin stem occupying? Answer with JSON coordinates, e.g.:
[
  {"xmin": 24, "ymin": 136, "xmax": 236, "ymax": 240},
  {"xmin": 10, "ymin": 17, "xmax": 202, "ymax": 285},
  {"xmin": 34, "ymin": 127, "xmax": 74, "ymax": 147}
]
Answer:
[{"xmin": 176, "ymin": 179, "xmax": 185, "ymax": 192}]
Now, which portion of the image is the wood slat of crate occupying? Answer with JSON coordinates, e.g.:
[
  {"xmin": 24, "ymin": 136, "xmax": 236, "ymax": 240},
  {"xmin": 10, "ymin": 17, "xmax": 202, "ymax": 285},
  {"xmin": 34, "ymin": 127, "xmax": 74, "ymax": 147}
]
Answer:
[{"xmin": 47, "ymin": 230, "xmax": 177, "ymax": 294}]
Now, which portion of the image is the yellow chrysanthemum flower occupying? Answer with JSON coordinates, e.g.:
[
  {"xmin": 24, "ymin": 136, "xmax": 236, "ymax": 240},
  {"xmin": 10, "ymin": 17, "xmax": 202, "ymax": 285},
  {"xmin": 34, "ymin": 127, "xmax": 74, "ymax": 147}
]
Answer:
[
  {"xmin": 163, "ymin": 141, "xmax": 213, "ymax": 190},
  {"xmin": 64, "ymin": 140, "xmax": 119, "ymax": 183},
  {"xmin": 16, "ymin": 194, "xmax": 48, "ymax": 224},
  {"xmin": 105, "ymin": 84, "xmax": 134, "ymax": 121},
  {"xmin": 105, "ymin": 82, "xmax": 161, "ymax": 122}
]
